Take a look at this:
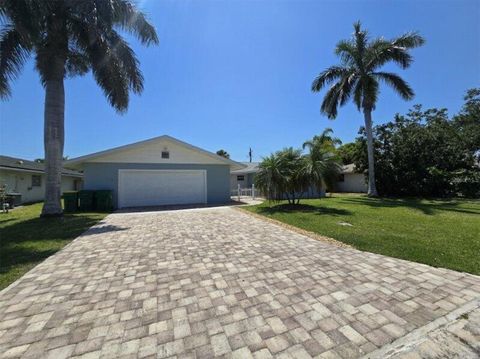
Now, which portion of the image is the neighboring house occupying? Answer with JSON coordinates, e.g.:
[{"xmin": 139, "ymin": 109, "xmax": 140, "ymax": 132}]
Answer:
[
  {"xmin": 66, "ymin": 135, "xmax": 245, "ymax": 209},
  {"xmin": 230, "ymin": 162, "xmax": 326, "ymax": 198},
  {"xmin": 336, "ymin": 164, "xmax": 367, "ymax": 193},
  {"xmin": 230, "ymin": 161, "xmax": 366, "ymax": 195},
  {"xmin": 0, "ymin": 155, "xmax": 83, "ymax": 204},
  {"xmin": 230, "ymin": 162, "xmax": 259, "ymax": 191}
]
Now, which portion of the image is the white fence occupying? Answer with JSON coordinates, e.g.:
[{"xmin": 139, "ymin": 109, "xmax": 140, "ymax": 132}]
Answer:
[{"xmin": 231, "ymin": 185, "xmax": 262, "ymax": 200}]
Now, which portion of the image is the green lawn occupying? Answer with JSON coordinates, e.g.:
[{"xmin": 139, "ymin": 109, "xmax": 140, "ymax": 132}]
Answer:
[
  {"xmin": 0, "ymin": 203, "xmax": 108, "ymax": 290},
  {"xmin": 246, "ymin": 195, "xmax": 480, "ymax": 275}
]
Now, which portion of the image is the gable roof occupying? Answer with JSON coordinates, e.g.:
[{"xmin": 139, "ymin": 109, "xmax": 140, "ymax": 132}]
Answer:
[
  {"xmin": 231, "ymin": 162, "xmax": 259, "ymax": 174},
  {"xmin": 0, "ymin": 155, "xmax": 83, "ymax": 177},
  {"xmin": 66, "ymin": 135, "xmax": 246, "ymax": 170}
]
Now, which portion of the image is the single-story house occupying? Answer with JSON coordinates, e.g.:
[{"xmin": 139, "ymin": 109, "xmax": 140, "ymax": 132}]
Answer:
[
  {"xmin": 229, "ymin": 161, "xmax": 367, "ymax": 195},
  {"xmin": 0, "ymin": 155, "xmax": 83, "ymax": 204},
  {"xmin": 230, "ymin": 162, "xmax": 259, "ymax": 191},
  {"xmin": 336, "ymin": 164, "xmax": 367, "ymax": 193},
  {"xmin": 66, "ymin": 135, "xmax": 245, "ymax": 209}
]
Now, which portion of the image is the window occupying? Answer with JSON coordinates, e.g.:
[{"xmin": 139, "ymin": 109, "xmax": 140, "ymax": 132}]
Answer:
[
  {"xmin": 32, "ymin": 175, "xmax": 42, "ymax": 187},
  {"xmin": 237, "ymin": 175, "xmax": 245, "ymax": 181},
  {"xmin": 338, "ymin": 174, "xmax": 345, "ymax": 182},
  {"xmin": 161, "ymin": 151, "xmax": 169, "ymax": 159}
]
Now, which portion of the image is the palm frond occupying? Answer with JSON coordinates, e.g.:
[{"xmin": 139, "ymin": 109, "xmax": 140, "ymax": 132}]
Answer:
[
  {"xmin": 0, "ymin": 25, "xmax": 31, "ymax": 98},
  {"xmin": 361, "ymin": 75, "xmax": 379, "ymax": 110},
  {"xmin": 65, "ymin": 49, "xmax": 89, "ymax": 77},
  {"xmin": 87, "ymin": 32, "xmax": 130, "ymax": 112},
  {"xmin": 105, "ymin": 31, "xmax": 144, "ymax": 94},
  {"xmin": 320, "ymin": 82, "xmax": 342, "ymax": 119},
  {"xmin": 334, "ymin": 40, "xmax": 356, "ymax": 66},
  {"xmin": 311, "ymin": 65, "xmax": 349, "ymax": 92},
  {"xmin": 111, "ymin": 0, "xmax": 159, "ymax": 46},
  {"xmin": 353, "ymin": 21, "xmax": 368, "ymax": 61},
  {"xmin": 373, "ymin": 71, "xmax": 414, "ymax": 100},
  {"xmin": 338, "ymin": 72, "xmax": 358, "ymax": 106},
  {"xmin": 302, "ymin": 140, "xmax": 314, "ymax": 150},
  {"xmin": 353, "ymin": 79, "xmax": 363, "ymax": 110},
  {"xmin": 392, "ymin": 32, "xmax": 425, "ymax": 49}
]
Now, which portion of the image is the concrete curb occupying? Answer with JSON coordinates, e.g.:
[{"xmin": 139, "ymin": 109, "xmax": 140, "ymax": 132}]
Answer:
[{"xmin": 362, "ymin": 298, "xmax": 480, "ymax": 358}]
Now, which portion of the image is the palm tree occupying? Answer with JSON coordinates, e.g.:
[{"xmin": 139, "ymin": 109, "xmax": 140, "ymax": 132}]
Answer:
[
  {"xmin": 311, "ymin": 21, "xmax": 424, "ymax": 196},
  {"xmin": 301, "ymin": 147, "xmax": 341, "ymax": 194},
  {"xmin": 255, "ymin": 153, "xmax": 286, "ymax": 202},
  {"xmin": 0, "ymin": 0, "xmax": 158, "ymax": 216},
  {"xmin": 216, "ymin": 149, "xmax": 230, "ymax": 159},
  {"xmin": 302, "ymin": 128, "xmax": 342, "ymax": 154}
]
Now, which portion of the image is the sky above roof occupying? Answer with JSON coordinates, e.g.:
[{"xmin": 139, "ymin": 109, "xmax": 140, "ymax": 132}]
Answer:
[{"xmin": 1, "ymin": 0, "xmax": 479, "ymax": 162}]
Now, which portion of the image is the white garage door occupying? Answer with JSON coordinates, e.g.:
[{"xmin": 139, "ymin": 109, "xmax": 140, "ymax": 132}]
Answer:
[{"xmin": 118, "ymin": 169, "xmax": 207, "ymax": 208}]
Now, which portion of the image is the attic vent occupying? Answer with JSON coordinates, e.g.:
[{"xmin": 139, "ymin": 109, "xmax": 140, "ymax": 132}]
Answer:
[
  {"xmin": 17, "ymin": 160, "xmax": 24, "ymax": 164},
  {"xmin": 161, "ymin": 151, "xmax": 169, "ymax": 159}
]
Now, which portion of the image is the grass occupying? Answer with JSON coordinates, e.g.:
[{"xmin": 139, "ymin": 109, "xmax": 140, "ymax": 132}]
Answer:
[
  {"xmin": 0, "ymin": 203, "xmax": 108, "ymax": 290},
  {"xmin": 246, "ymin": 194, "xmax": 480, "ymax": 275}
]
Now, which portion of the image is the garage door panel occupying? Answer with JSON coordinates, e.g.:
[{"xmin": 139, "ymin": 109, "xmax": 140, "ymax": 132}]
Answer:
[{"xmin": 118, "ymin": 170, "xmax": 206, "ymax": 208}]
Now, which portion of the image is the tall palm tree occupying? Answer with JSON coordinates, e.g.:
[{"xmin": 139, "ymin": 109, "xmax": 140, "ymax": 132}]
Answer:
[
  {"xmin": 0, "ymin": 0, "xmax": 158, "ymax": 216},
  {"xmin": 311, "ymin": 21, "xmax": 424, "ymax": 196}
]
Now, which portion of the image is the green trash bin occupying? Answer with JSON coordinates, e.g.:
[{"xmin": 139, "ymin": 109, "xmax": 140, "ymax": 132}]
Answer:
[
  {"xmin": 63, "ymin": 191, "xmax": 78, "ymax": 212},
  {"xmin": 78, "ymin": 190, "xmax": 95, "ymax": 211},
  {"xmin": 95, "ymin": 190, "xmax": 113, "ymax": 212}
]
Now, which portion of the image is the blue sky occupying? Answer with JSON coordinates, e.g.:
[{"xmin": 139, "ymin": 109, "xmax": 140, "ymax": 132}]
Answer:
[{"xmin": 1, "ymin": 0, "xmax": 479, "ymax": 162}]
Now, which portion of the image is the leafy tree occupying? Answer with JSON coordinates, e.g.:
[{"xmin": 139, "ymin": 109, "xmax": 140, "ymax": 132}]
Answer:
[
  {"xmin": 0, "ymin": 0, "xmax": 158, "ymax": 216},
  {"xmin": 311, "ymin": 21, "xmax": 424, "ymax": 196},
  {"xmin": 216, "ymin": 149, "xmax": 230, "ymax": 159},
  {"xmin": 337, "ymin": 142, "xmax": 359, "ymax": 165},
  {"xmin": 452, "ymin": 88, "xmax": 480, "ymax": 161},
  {"xmin": 351, "ymin": 91, "xmax": 480, "ymax": 197}
]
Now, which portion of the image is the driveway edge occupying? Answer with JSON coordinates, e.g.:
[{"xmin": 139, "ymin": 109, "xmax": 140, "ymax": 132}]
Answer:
[
  {"xmin": 362, "ymin": 298, "xmax": 480, "ymax": 358},
  {"xmin": 234, "ymin": 206, "xmax": 351, "ymax": 248}
]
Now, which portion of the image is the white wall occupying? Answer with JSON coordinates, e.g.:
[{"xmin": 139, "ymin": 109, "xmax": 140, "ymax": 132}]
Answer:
[
  {"xmin": 336, "ymin": 173, "xmax": 367, "ymax": 193},
  {"xmin": 0, "ymin": 169, "xmax": 81, "ymax": 203}
]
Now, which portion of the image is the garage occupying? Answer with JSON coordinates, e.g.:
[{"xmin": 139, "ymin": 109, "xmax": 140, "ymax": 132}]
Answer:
[
  {"xmin": 65, "ymin": 135, "xmax": 245, "ymax": 209},
  {"xmin": 118, "ymin": 169, "xmax": 207, "ymax": 208}
]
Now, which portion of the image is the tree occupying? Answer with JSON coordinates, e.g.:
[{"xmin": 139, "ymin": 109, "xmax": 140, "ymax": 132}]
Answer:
[
  {"xmin": 351, "ymin": 91, "xmax": 480, "ymax": 198},
  {"xmin": 337, "ymin": 142, "xmax": 359, "ymax": 165},
  {"xmin": 302, "ymin": 128, "xmax": 341, "ymax": 154},
  {"xmin": 216, "ymin": 149, "xmax": 230, "ymax": 159},
  {"xmin": 452, "ymin": 88, "xmax": 480, "ymax": 161},
  {"xmin": 302, "ymin": 128, "xmax": 342, "ymax": 191},
  {"xmin": 311, "ymin": 21, "xmax": 424, "ymax": 196},
  {"xmin": 255, "ymin": 146, "xmax": 341, "ymax": 205},
  {"xmin": 255, "ymin": 148, "xmax": 308, "ymax": 205},
  {"xmin": 0, "ymin": 0, "xmax": 158, "ymax": 216}
]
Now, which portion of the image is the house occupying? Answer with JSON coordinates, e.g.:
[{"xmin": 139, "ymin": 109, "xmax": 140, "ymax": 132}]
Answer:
[
  {"xmin": 0, "ymin": 155, "xmax": 83, "ymax": 204},
  {"xmin": 230, "ymin": 162, "xmax": 259, "ymax": 191},
  {"xmin": 229, "ymin": 161, "xmax": 367, "ymax": 195},
  {"xmin": 65, "ymin": 135, "xmax": 245, "ymax": 209},
  {"xmin": 336, "ymin": 164, "xmax": 367, "ymax": 193}
]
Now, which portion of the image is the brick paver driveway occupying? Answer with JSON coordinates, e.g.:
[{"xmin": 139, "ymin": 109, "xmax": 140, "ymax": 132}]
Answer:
[{"xmin": 1, "ymin": 207, "xmax": 479, "ymax": 358}]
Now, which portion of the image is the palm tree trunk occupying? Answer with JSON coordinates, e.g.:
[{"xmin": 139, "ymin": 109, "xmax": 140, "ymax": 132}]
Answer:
[
  {"xmin": 363, "ymin": 109, "xmax": 378, "ymax": 197},
  {"xmin": 41, "ymin": 77, "xmax": 65, "ymax": 217}
]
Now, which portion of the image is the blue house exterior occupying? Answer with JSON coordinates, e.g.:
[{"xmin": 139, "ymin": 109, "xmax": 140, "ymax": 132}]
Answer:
[{"xmin": 66, "ymin": 136, "xmax": 245, "ymax": 209}]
